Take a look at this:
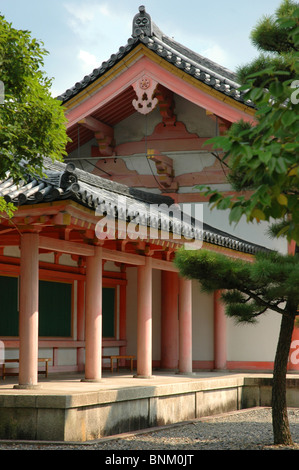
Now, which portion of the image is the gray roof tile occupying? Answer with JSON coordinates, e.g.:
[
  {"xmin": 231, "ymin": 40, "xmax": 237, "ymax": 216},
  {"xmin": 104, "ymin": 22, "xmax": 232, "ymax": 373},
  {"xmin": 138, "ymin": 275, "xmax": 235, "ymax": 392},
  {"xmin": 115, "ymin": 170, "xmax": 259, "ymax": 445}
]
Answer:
[
  {"xmin": 57, "ymin": 6, "xmax": 253, "ymax": 108},
  {"xmin": 0, "ymin": 158, "xmax": 266, "ymax": 255}
]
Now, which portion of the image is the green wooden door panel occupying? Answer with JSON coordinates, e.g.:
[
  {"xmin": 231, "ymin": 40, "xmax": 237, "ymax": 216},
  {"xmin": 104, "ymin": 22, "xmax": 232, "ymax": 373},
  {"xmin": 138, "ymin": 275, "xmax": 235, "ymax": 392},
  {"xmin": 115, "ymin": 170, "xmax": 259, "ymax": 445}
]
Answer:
[
  {"xmin": 0, "ymin": 276, "xmax": 19, "ymax": 336},
  {"xmin": 38, "ymin": 280, "xmax": 72, "ymax": 337},
  {"xmin": 102, "ymin": 287, "xmax": 115, "ymax": 337}
]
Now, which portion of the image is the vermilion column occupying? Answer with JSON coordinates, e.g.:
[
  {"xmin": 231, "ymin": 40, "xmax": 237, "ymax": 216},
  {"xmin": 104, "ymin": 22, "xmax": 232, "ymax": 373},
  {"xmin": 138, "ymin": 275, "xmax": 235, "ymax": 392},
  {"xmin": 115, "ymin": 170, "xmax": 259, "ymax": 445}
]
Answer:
[
  {"xmin": 136, "ymin": 257, "xmax": 152, "ymax": 378},
  {"xmin": 214, "ymin": 290, "xmax": 227, "ymax": 370},
  {"xmin": 179, "ymin": 277, "xmax": 192, "ymax": 374},
  {"xmin": 16, "ymin": 233, "xmax": 39, "ymax": 388},
  {"xmin": 84, "ymin": 247, "xmax": 102, "ymax": 381},
  {"xmin": 161, "ymin": 271, "xmax": 179, "ymax": 370}
]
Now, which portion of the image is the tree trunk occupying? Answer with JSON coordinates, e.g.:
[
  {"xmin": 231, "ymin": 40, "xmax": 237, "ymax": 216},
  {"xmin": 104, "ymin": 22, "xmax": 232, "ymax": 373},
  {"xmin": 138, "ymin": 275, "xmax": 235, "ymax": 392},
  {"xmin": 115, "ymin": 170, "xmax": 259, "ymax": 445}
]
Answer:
[{"xmin": 272, "ymin": 309, "xmax": 296, "ymax": 445}]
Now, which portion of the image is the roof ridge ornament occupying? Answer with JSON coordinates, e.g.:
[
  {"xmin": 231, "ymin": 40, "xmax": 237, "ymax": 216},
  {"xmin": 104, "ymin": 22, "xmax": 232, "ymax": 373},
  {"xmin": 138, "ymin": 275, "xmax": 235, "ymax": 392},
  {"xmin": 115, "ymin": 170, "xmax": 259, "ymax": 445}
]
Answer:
[{"xmin": 132, "ymin": 5, "xmax": 153, "ymax": 38}]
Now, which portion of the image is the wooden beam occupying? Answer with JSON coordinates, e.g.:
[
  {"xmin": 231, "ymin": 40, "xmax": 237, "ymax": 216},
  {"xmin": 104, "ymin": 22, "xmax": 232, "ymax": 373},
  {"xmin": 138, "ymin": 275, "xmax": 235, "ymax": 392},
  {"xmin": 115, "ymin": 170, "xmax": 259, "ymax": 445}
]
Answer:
[
  {"xmin": 78, "ymin": 116, "xmax": 115, "ymax": 156},
  {"xmin": 102, "ymin": 248, "xmax": 145, "ymax": 266},
  {"xmin": 151, "ymin": 258, "xmax": 179, "ymax": 272},
  {"xmin": 39, "ymin": 236, "xmax": 95, "ymax": 257},
  {"xmin": 78, "ymin": 116, "xmax": 113, "ymax": 136},
  {"xmin": 2, "ymin": 339, "xmax": 127, "ymax": 348},
  {"xmin": 0, "ymin": 235, "xmax": 20, "ymax": 246}
]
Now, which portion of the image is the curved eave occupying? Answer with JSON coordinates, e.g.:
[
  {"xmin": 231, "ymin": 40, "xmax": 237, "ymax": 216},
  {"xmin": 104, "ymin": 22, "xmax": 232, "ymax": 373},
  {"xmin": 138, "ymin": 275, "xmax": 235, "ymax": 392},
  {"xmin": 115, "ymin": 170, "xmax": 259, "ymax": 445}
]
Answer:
[
  {"xmin": 62, "ymin": 43, "xmax": 255, "ymax": 121},
  {"xmin": 2, "ymin": 197, "xmax": 266, "ymax": 259}
]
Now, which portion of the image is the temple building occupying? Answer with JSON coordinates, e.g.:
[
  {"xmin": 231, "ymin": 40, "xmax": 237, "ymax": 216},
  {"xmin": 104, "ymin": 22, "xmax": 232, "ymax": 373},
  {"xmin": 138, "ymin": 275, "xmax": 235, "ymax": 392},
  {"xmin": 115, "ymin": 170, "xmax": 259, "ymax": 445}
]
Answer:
[{"xmin": 0, "ymin": 6, "xmax": 295, "ymax": 389}]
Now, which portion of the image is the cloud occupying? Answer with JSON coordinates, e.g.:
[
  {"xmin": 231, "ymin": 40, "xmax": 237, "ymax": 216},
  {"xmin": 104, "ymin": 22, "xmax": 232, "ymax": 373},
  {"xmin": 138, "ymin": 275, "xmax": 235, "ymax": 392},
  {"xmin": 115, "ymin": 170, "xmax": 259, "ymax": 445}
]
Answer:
[
  {"xmin": 97, "ymin": 3, "xmax": 112, "ymax": 17},
  {"xmin": 202, "ymin": 44, "xmax": 231, "ymax": 68},
  {"xmin": 62, "ymin": 1, "xmax": 132, "ymax": 61},
  {"xmin": 78, "ymin": 49, "xmax": 100, "ymax": 73},
  {"xmin": 63, "ymin": 2, "xmax": 96, "ymax": 37},
  {"xmin": 63, "ymin": 1, "xmax": 125, "ymax": 37}
]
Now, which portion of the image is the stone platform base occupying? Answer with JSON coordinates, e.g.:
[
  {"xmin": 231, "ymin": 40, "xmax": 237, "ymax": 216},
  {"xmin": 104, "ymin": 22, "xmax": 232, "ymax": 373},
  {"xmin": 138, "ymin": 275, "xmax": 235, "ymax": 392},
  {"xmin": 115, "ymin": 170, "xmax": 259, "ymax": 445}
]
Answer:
[{"xmin": 0, "ymin": 372, "xmax": 299, "ymax": 442}]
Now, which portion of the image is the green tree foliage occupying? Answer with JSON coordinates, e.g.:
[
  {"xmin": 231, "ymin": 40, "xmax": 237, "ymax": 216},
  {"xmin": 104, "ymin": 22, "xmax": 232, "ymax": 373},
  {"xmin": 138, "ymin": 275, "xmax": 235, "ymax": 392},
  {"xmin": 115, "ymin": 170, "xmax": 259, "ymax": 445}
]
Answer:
[
  {"xmin": 175, "ymin": 248, "xmax": 299, "ymax": 445},
  {"xmin": 175, "ymin": 249, "xmax": 299, "ymax": 323},
  {"xmin": 0, "ymin": 15, "xmax": 69, "ymax": 214},
  {"xmin": 201, "ymin": 1, "xmax": 299, "ymax": 243}
]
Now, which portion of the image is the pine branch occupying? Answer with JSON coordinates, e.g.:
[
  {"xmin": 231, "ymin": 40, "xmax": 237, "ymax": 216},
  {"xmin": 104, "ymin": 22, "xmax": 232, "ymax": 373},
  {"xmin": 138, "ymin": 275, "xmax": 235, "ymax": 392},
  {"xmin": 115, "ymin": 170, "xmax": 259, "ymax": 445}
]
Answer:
[{"xmin": 241, "ymin": 287, "xmax": 287, "ymax": 315}]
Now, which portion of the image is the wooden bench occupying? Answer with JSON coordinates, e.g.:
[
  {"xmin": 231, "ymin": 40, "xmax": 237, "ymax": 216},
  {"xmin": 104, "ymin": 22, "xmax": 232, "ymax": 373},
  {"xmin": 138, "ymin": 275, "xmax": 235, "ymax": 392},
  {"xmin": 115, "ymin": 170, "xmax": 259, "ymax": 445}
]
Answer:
[
  {"xmin": 109, "ymin": 355, "xmax": 135, "ymax": 373},
  {"xmin": 1, "ymin": 358, "xmax": 51, "ymax": 380}
]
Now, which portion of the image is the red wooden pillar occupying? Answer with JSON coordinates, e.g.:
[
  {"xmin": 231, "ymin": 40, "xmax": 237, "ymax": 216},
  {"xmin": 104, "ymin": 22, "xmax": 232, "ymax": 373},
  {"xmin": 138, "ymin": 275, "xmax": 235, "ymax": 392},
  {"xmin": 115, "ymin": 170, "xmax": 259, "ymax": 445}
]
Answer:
[
  {"xmin": 161, "ymin": 271, "xmax": 179, "ymax": 370},
  {"xmin": 136, "ymin": 257, "xmax": 152, "ymax": 378},
  {"xmin": 16, "ymin": 233, "xmax": 39, "ymax": 388},
  {"xmin": 178, "ymin": 277, "xmax": 192, "ymax": 374},
  {"xmin": 214, "ymin": 290, "xmax": 227, "ymax": 370},
  {"xmin": 83, "ymin": 247, "xmax": 102, "ymax": 382}
]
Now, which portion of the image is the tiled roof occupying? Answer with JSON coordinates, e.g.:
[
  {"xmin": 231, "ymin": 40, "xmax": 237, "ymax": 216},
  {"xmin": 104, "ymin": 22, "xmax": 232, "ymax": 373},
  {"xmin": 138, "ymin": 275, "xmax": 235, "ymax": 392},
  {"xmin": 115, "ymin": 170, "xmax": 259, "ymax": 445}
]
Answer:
[
  {"xmin": 57, "ymin": 6, "xmax": 253, "ymax": 108},
  {"xmin": 0, "ymin": 158, "xmax": 266, "ymax": 255}
]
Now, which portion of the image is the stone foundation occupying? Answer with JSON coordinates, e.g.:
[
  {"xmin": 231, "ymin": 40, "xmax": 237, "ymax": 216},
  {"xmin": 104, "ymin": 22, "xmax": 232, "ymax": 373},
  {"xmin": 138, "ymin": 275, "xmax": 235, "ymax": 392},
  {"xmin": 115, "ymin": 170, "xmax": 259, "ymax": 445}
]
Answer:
[{"xmin": 0, "ymin": 375, "xmax": 298, "ymax": 442}]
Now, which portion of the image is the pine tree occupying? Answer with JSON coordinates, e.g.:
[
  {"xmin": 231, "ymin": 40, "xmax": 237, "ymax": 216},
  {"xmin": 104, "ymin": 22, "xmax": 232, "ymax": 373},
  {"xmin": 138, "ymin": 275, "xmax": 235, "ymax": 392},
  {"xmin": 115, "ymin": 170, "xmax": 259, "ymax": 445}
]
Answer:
[{"xmin": 175, "ymin": 248, "xmax": 299, "ymax": 445}]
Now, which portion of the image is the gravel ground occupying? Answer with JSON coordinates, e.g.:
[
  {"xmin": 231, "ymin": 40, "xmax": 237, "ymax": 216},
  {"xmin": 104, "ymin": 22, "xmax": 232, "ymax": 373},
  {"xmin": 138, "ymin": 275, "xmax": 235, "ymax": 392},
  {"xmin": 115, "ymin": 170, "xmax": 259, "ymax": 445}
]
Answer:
[{"xmin": 1, "ymin": 407, "xmax": 299, "ymax": 451}]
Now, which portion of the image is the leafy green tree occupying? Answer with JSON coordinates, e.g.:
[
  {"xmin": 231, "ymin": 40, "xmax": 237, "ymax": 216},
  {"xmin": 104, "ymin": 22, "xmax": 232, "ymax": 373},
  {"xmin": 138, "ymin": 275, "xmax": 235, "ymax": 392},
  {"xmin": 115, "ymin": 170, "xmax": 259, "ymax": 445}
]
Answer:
[
  {"xmin": 0, "ymin": 14, "xmax": 69, "ymax": 214},
  {"xmin": 201, "ymin": 0, "xmax": 299, "ymax": 243},
  {"xmin": 175, "ymin": 248, "xmax": 299, "ymax": 445}
]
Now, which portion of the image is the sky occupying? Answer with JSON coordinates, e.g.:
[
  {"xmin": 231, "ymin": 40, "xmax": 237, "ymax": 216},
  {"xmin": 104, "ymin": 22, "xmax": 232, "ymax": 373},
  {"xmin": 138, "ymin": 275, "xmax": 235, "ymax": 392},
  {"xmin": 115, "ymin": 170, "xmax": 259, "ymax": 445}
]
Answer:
[{"xmin": 0, "ymin": 0, "xmax": 283, "ymax": 98}]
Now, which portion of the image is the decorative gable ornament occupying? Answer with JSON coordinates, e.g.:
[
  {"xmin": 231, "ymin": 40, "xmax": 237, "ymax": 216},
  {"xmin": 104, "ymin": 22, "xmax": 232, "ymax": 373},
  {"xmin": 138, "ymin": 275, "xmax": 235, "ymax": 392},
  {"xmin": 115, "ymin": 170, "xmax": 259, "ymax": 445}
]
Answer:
[
  {"xmin": 132, "ymin": 76, "xmax": 158, "ymax": 115},
  {"xmin": 132, "ymin": 5, "xmax": 152, "ymax": 38}
]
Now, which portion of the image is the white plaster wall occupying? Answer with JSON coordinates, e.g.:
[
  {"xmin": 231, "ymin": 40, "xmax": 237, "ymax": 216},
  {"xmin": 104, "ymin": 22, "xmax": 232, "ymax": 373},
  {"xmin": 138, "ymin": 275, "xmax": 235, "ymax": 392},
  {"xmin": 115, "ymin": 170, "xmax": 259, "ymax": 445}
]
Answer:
[
  {"xmin": 227, "ymin": 311, "xmax": 281, "ymax": 362},
  {"xmin": 56, "ymin": 348, "xmax": 77, "ymax": 366},
  {"xmin": 1, "ymin": 349, "xmax": 19, "ymax": 371},
  {"xmin": 58, "ymin": 253, "xmax": 78, "ymax": 267},
  {"xmin": 67, "ymin": 137, "xmax": 102, "ymax": 174},
  {"xmin": 114, "ymin": 107, "xmax": 161, "ymax": 145},
  {"xmin": 4, "ymin": 349, "xmax": 19, "ymax": 360},
  {"xmin": 39, "ymin": 253, "xmax": 55, "ymax": 263},
  {"xmin": 39, "ymin": 348, "xmax": 53, "ymax": 360},
  {"xmin": 192, "ymin": 281, "xmax": 214, "ymax": 361},
  {"xmin": 3, "ymin": 246, "xmax": 20, "ymax": 257},
  {"xmin": 103, "ymin": 347, "xmax": 119, "ymax": 368},
  {"xmin": 104, "ymin": 261, "xmax": 121, "ymax": 272},
  {"xmin": 199, "ymin": 205, "xmax": 287, "ymax": 362},
  {"xmin": 172, "ymin": 151, "xmax": 215, "ymax": 177},
  {"xmin": 202, "ymin": 203, "xmax": 288, "ymax": 253},
  {"xmin": 191, "ymin": 283, "xmax": 282, "ymax": 364},
  {"xmin": 174, "ymin": 94, "xmax": 216, "ymax": 137}
]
